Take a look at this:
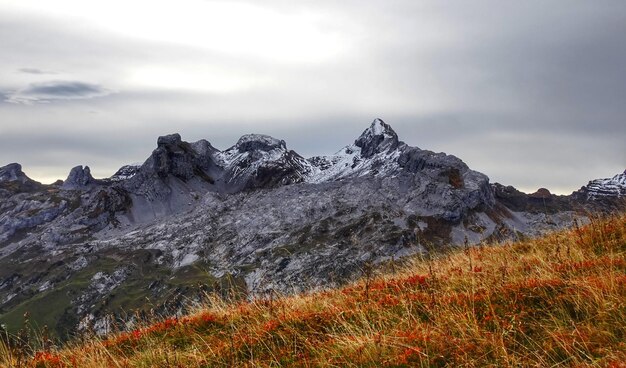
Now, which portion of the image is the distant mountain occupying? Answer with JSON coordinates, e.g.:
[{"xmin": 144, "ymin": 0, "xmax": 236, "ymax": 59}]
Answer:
[
  {"xmin": 0, "ymin": 119, "xmax": 623, "ymax": 339},
  {"xmin": 574, "ymin": 170, "xmax": 626, "ymax": 199}
]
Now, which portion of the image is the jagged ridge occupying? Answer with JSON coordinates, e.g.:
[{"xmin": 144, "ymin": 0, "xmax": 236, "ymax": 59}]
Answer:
[
  {"xmin": 0, "ymin": 119, "xmax": 623, "ymax": 340},
  {"xmin": 575, "ymin": 170, "xmax": 626, "ymax": 199}
]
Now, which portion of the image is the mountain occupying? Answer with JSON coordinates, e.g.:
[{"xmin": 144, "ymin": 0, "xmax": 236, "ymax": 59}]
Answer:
[
  {"xmin": 574, "ymin": 170, "xmax": 626, "ymax": 199},
  {"xmin": 0, "ymin": 119, "xmax": 623, "ymax": 339}
]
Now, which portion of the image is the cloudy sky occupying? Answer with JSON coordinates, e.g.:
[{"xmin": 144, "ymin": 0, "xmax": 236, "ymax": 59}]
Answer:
[{"xmin": 1, "ymin": 0, "xmax": 624, "ymax": 193}]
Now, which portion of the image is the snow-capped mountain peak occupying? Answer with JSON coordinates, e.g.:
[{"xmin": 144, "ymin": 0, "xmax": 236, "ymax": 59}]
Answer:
[
  {"xmin": 577, "ymin": 170, "xmax": 626, "ymax": 199},
  {"xmin": 234, "ymin": 134, "xmax": 287, "ymax": 153},
  {"xmin": 354, "ymin": 118, "xmax": 400, "ymax": 158},
  {"xmin": 361, "ymin": 118, "xmax": 396, "ymax": 139},
  {"xmin": 216, "ymin": 134, "xmax": 290, "ymax": 167},
  {"xmin": 215, "ymin": 133, "xmax": 313, "ymax": 191},
  {"xmin": 307, "ymin": 119, "xmax": 407, "ymax": 182}
]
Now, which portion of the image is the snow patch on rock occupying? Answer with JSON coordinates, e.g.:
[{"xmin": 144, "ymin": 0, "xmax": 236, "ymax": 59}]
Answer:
[{"xmin": 582, "ymin": 171, "xmax": 626, "ymax": 198}]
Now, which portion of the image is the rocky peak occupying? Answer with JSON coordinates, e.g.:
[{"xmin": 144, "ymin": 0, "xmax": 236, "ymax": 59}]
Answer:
[
  {"xmin": 354, "ymin": 118, "xmax": 399, "ymax": 158},
  {"xmin": 529, "ymin": 188, "xmax": 552, "ymax": 199},
  {"xmin": 235, "ymin": 134, "xmax": 287, "ymax": 153},
  {"xmin": 157, "ymin": 133, "xmax": 182, "ymax": 148},
  {"xmin": 145, "ymin": 133, "xmax": 195, "ymax": 179},
  {"xmin": 574, "ymin": 170, "xmax": 626, "ymax": 200},
  {"xmin": 128, "ymin": 133, "xmax": 218, "ymax": 192},
  {"xmin": 216, "ymin": 134, "xmax": 311, "ymax": 192},
  {"xmin": 0, "ymin": 163, "xmax": 29, "ymax": 183},
  {"xmin": 62, "ymin": 165, "xmax": 95, "ymax": 189},
  {"xmin": 190, "ymin": 139, "xmax": 218, "ymax": 157}
]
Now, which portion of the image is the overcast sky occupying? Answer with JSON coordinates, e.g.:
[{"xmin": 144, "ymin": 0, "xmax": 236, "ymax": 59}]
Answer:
[{"xmin": 1, "ymin": 0, "xmax": 625, "ymax": 193}]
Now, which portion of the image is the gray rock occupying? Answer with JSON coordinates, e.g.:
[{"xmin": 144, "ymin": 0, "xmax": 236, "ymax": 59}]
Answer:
[
  {"xmin": 190, "ymin": 139, "xmax": 218, "ymax": 157},
  {"xmin": 0, "ymin": 163, "xmax": 28, "ymax": 183},
  {"xmin": 354, "ymin": 118, "xmax": 400, "ymax": 158},
  {"xmin": 574, "ymin": 170, "xmax": 626, "ymax": 200},
  {"xmin": 157, "ymin": 133, "xmax": 182, "ymax": 147},
  {"xmin": 235, "ymin": 134, "xmax": 287, "ymax": 153},
  {"xmin": 109, "ymin": 164, "xmax": 141, "ymax": 182},
  {"xmin": 62, "ymin": 166, "xmax": 95, "ymax": 189},
  {"xmin": 217, "ymin": 134, "xmax": 313, "ymax": 192}
]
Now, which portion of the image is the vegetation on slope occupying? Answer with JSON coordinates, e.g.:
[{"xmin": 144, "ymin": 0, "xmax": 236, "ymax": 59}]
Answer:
[{"xmin": 2, "ymin": 214, "xmax": 626, "ymax": 367}]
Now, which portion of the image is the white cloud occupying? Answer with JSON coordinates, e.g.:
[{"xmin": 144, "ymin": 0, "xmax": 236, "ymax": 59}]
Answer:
[{"xmin": 4, "ymin": 0, "xmax": 348, "ymax": 65}]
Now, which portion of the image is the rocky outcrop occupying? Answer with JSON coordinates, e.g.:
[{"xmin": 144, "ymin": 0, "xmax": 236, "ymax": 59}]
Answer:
[
  {"xmin": 109, "ymin": 164, "xmax": 141, "ymax": 182},
  {"xmin": 123, "ymin": 134, "xmax": 221, "ymax": 205},
  {"xmin": 574, "ymin": 170, "xmax": 626, "ymax": 200},
  {"xmin": 354, "ymin": 118, "xmax": 400, "ymax": 158},
  {"xmin": 235, "ymin": 134, "xmax": 286, "ymax": 153},
  {"xmin": 217, "ymin": 134, "xmax": 313, "ymax": 192},
  {"xmin": 0, "ymin": 163, "xmax": 29, "ymax": 183},
  {"xmin": 0, "ymin": 163, "xmax": 43, "ymax": 195},
  {"xmin": 142, "ymin": 133, "xmax": 217, "ymax": 181},
  {"xmin": 491, "ymin": 183, "xmax": 581, "ymax": 213},
  {"xmin": 529, "ymin": 188, "xmax": 552, "ymax": 199},
  {"xmin": 62, "ymin": 166, "xmax": 95, "ymax": 190}
]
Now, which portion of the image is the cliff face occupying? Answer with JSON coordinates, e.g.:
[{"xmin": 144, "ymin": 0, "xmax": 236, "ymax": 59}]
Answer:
[{"xmin": 574, "ymin": 170, "xmax": 626, "ymax": 199}]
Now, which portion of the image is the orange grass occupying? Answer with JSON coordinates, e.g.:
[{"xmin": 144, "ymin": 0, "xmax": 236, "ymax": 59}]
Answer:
[{"xmin": 2, "ymin": 214, "xmax": 626, "ymax": 367}]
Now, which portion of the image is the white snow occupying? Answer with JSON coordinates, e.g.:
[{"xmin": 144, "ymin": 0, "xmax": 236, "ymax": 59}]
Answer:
[
  {"xmin": 306, "ymin": 144, "xmax": 402, "ymax": 183},
  {"xmin": 236, "ymin": 134, "xmax": 283, "ymax": 147},
  {"xmin": 585, "ymin": 171, "xmax": 626, "ymax": 198},
  {"xmin": 372, "ymin": 119, "xmax": 385, "ymax": 135},
  {"xmin": 364, "ymin": 118, "xmax": 395, "ymax": 139},
  {"xmin": 214, "ymin": 138, "xmax": 316, "ymax": 186},
  {"xmin": 110, "ymin": 163, "xmax": 142, "ymax": 181},
  {"xmin": 306, "ymin": 145, "xmax": 361, "ymax": 183}
]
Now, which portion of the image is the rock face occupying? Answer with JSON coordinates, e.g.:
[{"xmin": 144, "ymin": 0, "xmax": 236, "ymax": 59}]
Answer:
[
  {"xmin": 575, "ymin": 170, "xmax": 626, "ymax": 199},
  {"xmin": 530, "ymin": 188, "xmax": 552, "ymax": 199},
  {"xmin": 143, "ymin": 133, "xmax": 218, "ymax": 181},
  {"xmin": 0, "ymin": 163, "xmax": 43, "ymax": 195},
  {"xmin": 217, "ymin": 134, "xmax": 314, "ymax": 192},
  {"xmin": 354, "ymin": 118, "xmax": 400, "ymax": 158},
  {"xmin": 62, "ymin": 166, "xmax": 95, "ymax": 189},
  {"xmin": 0, "ymin": 163, "xmax": 28, "ymax": 183},
  {"xmin": 0, "ymin": 119, "xmax": 623, "ymax": 339},
  {"xmin": 109, "ymin": 164, "xmax": 141, "ymax": 182},
  {"xmin": 122, "ymin": 134, "xmax": 221, "ymax": 215}
]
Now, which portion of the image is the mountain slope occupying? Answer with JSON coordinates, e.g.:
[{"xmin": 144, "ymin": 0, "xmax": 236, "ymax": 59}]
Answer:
[{"xmin": 9, "ymin": 213, "xmax": 626, "ymax": 367}]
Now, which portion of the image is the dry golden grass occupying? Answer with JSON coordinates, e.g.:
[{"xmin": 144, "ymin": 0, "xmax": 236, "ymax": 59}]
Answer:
[{"xmin": 2, "ymin": 214, "xmax": 626, "ymax": 367}]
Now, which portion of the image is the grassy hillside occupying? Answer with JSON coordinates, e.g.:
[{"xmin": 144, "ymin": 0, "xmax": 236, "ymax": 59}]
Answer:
[{"xmin": 2, "ymin": 214, "xmax": 626, "ymax": 367}]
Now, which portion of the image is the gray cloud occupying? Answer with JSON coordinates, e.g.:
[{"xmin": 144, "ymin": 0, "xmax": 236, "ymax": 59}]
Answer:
[
  {"xmin": 0, "ymin": 1, "xmax": 624, "ymax": 192},
  {"xmin": 5, "ymin": 81, "xmax": 112, "ymax": 104},
  {"xmin": 17, "ymin": 68, "xmax": 57, "ymax": 75}
]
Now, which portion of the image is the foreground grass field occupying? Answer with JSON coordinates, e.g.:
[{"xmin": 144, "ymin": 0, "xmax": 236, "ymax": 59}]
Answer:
[{"xmin": 2, "ymin": 214, "xmax": 626, "ymax": 367}]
